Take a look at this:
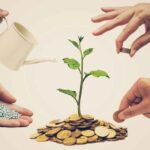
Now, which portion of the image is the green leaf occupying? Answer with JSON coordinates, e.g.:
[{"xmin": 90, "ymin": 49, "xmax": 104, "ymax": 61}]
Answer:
[
  {"xmin": 68, "ymin": 39, "xmax": 79, "ymax": 49},
  {"xmin": 63, "ymin": 58, "xmax": 80, "ymax": 70},
  {"xmin": 57, "ymin": 89, "xmax": 77, "ymax": 100},
  {"xmin": 78, "ymin": 36, "xmax": 84, "ymax": 43},
  {"xmin": 89, "ymin": 70, "xmax": 110, "ymax": 78},
  {"xmin": 83, "ymin": 48, "xmax": 93, "ymax": 58}
]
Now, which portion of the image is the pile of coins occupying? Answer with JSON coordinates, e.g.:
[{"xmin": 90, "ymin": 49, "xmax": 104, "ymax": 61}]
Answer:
[
  {"xmin": 30, "ymin": 114, "xmax": 127, "ymax": 145},
  {"xmin": 0, "ymin": 104, "xmax": 21, "ymax": 119}
]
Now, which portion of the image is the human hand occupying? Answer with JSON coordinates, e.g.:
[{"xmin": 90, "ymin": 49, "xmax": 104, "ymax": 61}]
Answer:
[
  {"xmin": 0, "ymin": 9, "xmax": 9, "ymax": 23},
  {"xmin": 0, "ymin": 84, "xmax": 33, "ymax": 127},
  {"xmin": 91, "ymin": 3, "xmax": 150, "ymax": 57},
  {"xmin": 113, "ymin": 78, "xmax": 150, "ymax": 122}
]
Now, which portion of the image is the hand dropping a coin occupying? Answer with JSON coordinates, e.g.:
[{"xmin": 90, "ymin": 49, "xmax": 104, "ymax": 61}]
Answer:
[{"xmin": 30, "ymin": 36, "xmax": 128, "ymax": 145}]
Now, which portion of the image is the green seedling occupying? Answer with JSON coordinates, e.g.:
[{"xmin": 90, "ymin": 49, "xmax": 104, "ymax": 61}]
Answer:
[{"xmin": 58, "ymin": 36, "xmax": 109, "ymax": 118}]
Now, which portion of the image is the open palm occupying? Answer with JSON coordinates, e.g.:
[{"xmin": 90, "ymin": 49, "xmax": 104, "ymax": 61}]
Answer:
[{"xmin": 0, "ymin": 84, "xmax": 33, "ymax": 127}]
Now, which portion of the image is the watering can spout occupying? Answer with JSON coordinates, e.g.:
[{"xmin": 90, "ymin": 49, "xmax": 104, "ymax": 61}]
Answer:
[{"xmin": 23, "ymin": 58, "xmax": 57, "ymax": 66}]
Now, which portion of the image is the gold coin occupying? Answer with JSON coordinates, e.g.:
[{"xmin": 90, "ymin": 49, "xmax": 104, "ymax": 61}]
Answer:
[
  {"xmin": 90, "ymin": 120, "xmax": 100, "ymax": 128},
  {"xmin": 57, "ymin": 130, "xmax": 72, "ymax": 140},
  {"xmin": 107, "ymin": 129, "xmax": 117, "ymax": 139},
  {"xmin": 37, "ymin": 127, "xmax": 49, "ymax": 133},
  {"xmin": 36, "ymin": 134, "xmax": 49, "ymax": 142},
  {"xmin": 95, "ymin": 126, "xmax": 109, "ymax": 137},
  {"xmin": 104, "ymin": 121, "xmax": 110, "ymax": 128},
  {"xmin": 109, "ymin": 123, "xmax": 120, "ymax": 130},
  {"xmin": 69, "ymin": 121, "xmax": 81, "ymax": 126},
  {"xmin": 81, "ymin": 130, "xmax": 95, "ymax": 137},
  {"xmin": 63, "ymin": 137, "xmax": 76, "ymax": 146},
  {"xmin": 55, "ymin": 138, "xmax": 63, "ymax": 144},
  {"xmin": 87, "ymin": 135, "xmax": 98, "ymax": 143},
  {"xmin": 47, "ymin": 122, "xmax": 65, "ymax": 128},
  {"xmin": 49, "ymin": 137, "xmax": 63, "ymax": 143},
  {"xmin": 120, "ymin": 129, "xmax": 127, "ymax": 135},
  {"xmin": 69, "ymin": 114, "xmax": 81, "ymax": 121},
  {"xmin": 76, "ymin": 136, "xmax": 88, "ymax": 144},
  {"xmin": 49, "ymin": 137, "xmax": 57, "ymax": 142},
  {"xmin": 63, "ymin": 123, "xmax": 76, "ymax": 130},
  {"xmin": 72, "ymin": 129, "xmax": 81, "ymax": 138},
  {"xmin": 99, "ymin": 120, "xmax": 105, "ymax": 126},
  {"xmin": 30, "ymin": 132, "xmax": 42, "ymax": 139},
  {"xmin": 116, "ymin": 135, "xmax": 126, "ymax": 140},
  {"xmin": 49, "ymin": 119, "xmax": 62, "ymax": 124},
  {"xmin": 45, "ymin": 128, "xmax": 61, "ymax": 136},
  {"xmin": 83, "ymin": 114, "xmax": 94, "ymax": 121}
]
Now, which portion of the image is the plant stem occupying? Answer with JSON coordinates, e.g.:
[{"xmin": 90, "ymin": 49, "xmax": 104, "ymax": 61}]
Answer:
[{"xmin": 77, "ymin": 43, "xmax": 84, "ymax": 117}]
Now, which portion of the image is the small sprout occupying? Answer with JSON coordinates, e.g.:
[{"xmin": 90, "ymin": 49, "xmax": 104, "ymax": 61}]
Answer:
[{"xmin": 58, "ymin": 36, "xmax": 109, "ymax": 117}]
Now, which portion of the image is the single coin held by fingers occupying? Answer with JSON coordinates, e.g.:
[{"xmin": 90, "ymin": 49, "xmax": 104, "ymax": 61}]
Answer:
[
  {"xmin": 120, "ymin": 47, "xmax": 131, "ymax": 54},
  {"xmin": 0, "ymin": 17, "xmax": 3, "ymax": 23},
  {"xmin": 113, "ymin": 109, "xmax": 125, "ymax": 123}
]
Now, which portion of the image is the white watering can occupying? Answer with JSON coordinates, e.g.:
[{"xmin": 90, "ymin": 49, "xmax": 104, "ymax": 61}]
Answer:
[{"xmin": 0, "ymin": 18, "xmax": 56, "ymax": 70}]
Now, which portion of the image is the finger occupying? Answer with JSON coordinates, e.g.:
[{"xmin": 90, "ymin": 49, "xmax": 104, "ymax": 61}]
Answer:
[
  {"xmin": 0, "ymin": 9, "xmax": 9, "ymax": 17},
  {"xmin": 0, "ymin": 84, "xmax": 16, "ymax": 103},
  {"xmin": 101, "ymin": 7, "xmax": 124, "ymax": 12},
  {"xmin": 8, "ymin": 104, "xmax": 33, "ymax": 116},
  {"xmin": 20, "ymin": 116, "xmax": 33, "ymax": 123},
  {"xmin": 91, "ymin": 11, "xmax": 120, "ymax": 23},
  {"xmin": 118, "ymin": 101, "xmax": 147, "ymax": 120},
  {"xmin": 92, "ymin": 10, "xmax": 134, "ymax": 36},
  {"xmin": 18, "ymin": 118, "xmax": 30, "ymax": 127},
  {"xmin": 0, "ymin": 119, "xmax": 20, "ymax": 127},
  {"xmin": 130, "ymin": 31, "xmax": 150, "ymax": 57},
  {"xmin": 116, "ymin": 15, "xmax": 143, "ymax": 53},
  {"xmin": 119, "ymin": 80, "xmax": 141, "ymax": 111}
]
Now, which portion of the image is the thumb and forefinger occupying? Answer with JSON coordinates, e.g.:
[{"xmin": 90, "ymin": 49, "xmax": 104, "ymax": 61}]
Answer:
[{"xmin": 114, "ymin": 80, "xmax": 146, "ymax": 121}]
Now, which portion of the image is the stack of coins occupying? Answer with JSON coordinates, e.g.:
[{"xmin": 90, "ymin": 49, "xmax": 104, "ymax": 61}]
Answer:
[
  {"xmin": 0, "ymin": 104, "xmax": 21, "ymax": 119},
  {"xmin": 30, "ymin": 114, "xmax": 127, "ymax": 145}
]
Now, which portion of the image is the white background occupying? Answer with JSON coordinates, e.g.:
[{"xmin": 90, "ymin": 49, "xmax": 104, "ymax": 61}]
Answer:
[{"xmin": 0, "ymin": 0, "xmax": 150, "ymax": 150}]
